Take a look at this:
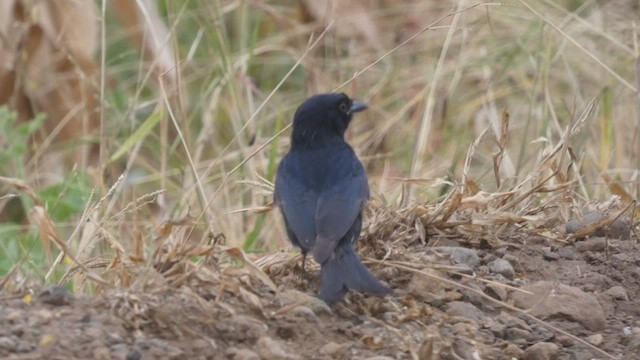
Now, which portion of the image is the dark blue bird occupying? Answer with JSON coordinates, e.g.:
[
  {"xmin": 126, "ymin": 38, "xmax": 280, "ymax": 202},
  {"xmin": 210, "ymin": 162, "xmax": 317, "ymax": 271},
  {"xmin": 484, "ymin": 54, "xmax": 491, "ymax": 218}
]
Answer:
[{"xmin": 273, "ymin": 93, "xmax": 391, "ymax": 304}]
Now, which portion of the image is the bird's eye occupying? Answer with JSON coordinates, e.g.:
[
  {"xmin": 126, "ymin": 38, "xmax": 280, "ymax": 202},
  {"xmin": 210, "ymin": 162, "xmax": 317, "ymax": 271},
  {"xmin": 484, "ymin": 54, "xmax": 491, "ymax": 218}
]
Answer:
[{"xmin": 339, "ymin": 102, "xmax": 349, "ymax": 113}]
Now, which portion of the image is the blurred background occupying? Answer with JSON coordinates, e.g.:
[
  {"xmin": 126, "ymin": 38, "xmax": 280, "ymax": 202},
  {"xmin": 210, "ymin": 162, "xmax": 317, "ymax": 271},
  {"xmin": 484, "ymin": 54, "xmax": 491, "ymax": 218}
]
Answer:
[{"xmin": 0, "ymin": 0, "xmax": 638, "ymax": 288}]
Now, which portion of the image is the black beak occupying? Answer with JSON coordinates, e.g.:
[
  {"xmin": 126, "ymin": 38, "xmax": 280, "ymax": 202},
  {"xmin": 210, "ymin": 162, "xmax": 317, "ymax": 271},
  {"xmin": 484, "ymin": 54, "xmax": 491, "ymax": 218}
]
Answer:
[{"xmin": 348, "ymin": 100, "xmax": 367, "ymax": 114}]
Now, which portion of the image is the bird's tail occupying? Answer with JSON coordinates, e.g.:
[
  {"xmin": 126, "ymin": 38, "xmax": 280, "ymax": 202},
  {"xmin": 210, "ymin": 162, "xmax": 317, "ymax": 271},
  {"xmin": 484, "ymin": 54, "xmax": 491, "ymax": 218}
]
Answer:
[{"xmin": 318, "ymin": 242, "xmax": 391, "ymax": 304}]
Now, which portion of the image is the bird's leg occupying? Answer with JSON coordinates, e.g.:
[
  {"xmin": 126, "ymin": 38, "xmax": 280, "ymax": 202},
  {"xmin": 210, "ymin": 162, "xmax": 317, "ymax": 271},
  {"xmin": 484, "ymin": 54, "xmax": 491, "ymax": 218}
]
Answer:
[
  {"xmin": 294, "ymin": 251, "xmax": 314, "ymax": 286},
  {"xmin": 301, "ymin": 252, "xmax": 307, "ymax": 274}
]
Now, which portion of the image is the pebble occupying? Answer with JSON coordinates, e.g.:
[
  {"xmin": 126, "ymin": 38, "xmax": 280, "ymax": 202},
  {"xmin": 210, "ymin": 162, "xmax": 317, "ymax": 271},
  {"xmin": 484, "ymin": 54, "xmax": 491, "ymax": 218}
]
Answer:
[
  {"xmin": 37, "ymin": 285, "xmax": 75, "ymax": 306},
  {"xmin": 445, "ymin": 291, "xmax": 462, "ymax": 301},
  {"xmin": 110, "ymin": 343, "xmax": 129, "ymax": 358},
  {"xmin": 485, "ymin": 284, "xmax": 508, "ymax": 301},
  {"xmin": 215, "ymin": 316, "xmax": 268, "ymax": 342},
  {"xmin": 569, "ymin": 349, "xmax": 597, "ymax": 360},
  {"xmin": 543, "ymin": 250, "xmax": 560, "ymax": 261},
  {"xmin": 495, "ymin": 247, "xmax": 508, "ymax": 258},
  {"xmin": 275, "ymin": 290, "xmax": 331, "ymax": 315},
  {"xmin": 522, "ymin": 342, "xmax": 559, "ymax": 360},
  {"xmin": 487, "ymin": 258, "xmax": 515, "ymax": 279},
  {"xmin": 587, "ymin": 333, "xmax": 603, "ymax": 346},
  {"xmin": 0, "ymin": 336, "xmax": 17, "ymax": 351},
  {"xmin": 227, "ymin": 347, "xmax": 260, "ymax": 360},
  {"xmin": 503, "ymin": 343, "xmax": 524, "ymax": 358},
  {"xmin": 126, "ymin": 347, "xmax": 141, "ymax": 360},
  {"xmin": 452, "ymin": 338, "xmax": 476, "ymax": 359},
  {"xmin": 320, "ymin": 342, "xmax": 348, "ymax": 356},
  {"xmin": 92, "ymin": 346, "xmax": 111, "ymax": 360},
  {"xmin": 505, "ymin": 327, "xmax": 536, "ymax": 343},
  {"xmin": 513, "ymin": 281, "xmax": 606, "ymax": 331},
  {"xmin": 604, "ymin": 286, "xmax": 629, "ymax": 301},
  {"xmin": 256, "ymin": 336, "xmax": 301, "ymax": 360},
  {"xmin": 15, "ymin": 340, "xmax": 32, "ymax": 353},
  {"xmin": 566, "ymin": 211, "xmax": 630, "ymax": 239},
  {"xmin": 488, "ymin": 323, "xmax": 506, "ymax": 338},
  {"xmin": 575, "ymin": 237, "xmax": 607, "ymax": 252},
  {"xmin": 290, "ymin": 306, "xmax": 317, "ymax": 322},
  {"xmin": 445, "ymin": 301, "xmax": 487, "ymax": 323},
  {"xmin": 558, "ymin": 247, "xmax": 576, "ymax": 259},
  {"xmin": 430, "ymin": 246, "xmax": 480, "ymax": 268}
]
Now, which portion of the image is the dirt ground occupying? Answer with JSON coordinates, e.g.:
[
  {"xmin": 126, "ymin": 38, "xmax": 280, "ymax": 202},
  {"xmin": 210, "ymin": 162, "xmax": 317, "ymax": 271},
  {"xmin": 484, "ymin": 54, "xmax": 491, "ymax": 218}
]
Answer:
[{"xmin": 1, "ymin": 209, "xmax": 638, "ymax": 360}]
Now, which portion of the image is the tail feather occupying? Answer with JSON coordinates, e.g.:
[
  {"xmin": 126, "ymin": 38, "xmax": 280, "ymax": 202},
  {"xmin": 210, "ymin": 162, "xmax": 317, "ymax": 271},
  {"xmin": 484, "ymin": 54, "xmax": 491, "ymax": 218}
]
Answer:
[{"xmin": 318, "ymin": 242, "xmax": 391, "ymax": 304}]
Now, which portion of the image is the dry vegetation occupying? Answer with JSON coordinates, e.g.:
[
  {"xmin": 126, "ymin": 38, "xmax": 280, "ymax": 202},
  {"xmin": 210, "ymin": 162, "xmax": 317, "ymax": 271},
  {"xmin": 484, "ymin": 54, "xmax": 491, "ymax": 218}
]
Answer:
[{"xmin": 0, "ymin": 0, "xmax": 639, "ymax": 359}]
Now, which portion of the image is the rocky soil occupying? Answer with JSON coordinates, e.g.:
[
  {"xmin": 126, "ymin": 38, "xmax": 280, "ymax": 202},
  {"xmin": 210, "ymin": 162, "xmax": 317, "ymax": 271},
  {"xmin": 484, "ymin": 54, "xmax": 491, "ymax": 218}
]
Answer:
[{"xmin": 1, "ymin": 227, "xmax": 639, "ymax": 360}]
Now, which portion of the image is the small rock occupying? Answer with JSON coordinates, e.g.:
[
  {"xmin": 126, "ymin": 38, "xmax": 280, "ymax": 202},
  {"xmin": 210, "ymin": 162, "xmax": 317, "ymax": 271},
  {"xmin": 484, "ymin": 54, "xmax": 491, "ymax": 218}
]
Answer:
[
  {"xmin": 290, "ymin": 306, "xmax": 317, "ymax": 322},
  {"xmin": 604, "ymin": 286, "xmax": 628, "ymax": 301},
  {"xmin": 110, "ymin": 344, "xmax": 130, "ymax": 358},
  {"xmin": 256, "ymin": 336, "xmax": 301, "ymax": 360},
  {"xmin": 407, "ymin": 269, "xmax": 446, "ymax": 301},
  {"xmin": 522, "ymin": 342, "xmax": 559, "ymax": 360},
  {"xmin": 452, "ymin": 338, "xmax": 476, "ymax": 359},
  {"xmin": 320, "ymin": 342, "xmax": 348, "ymax": 356},
  {"xmin": 106, "ymin": 332, "xmax": 123, "ymax": 346},
  {"xmin": 483, "ymin": 253, "xmax": 497, "ymax": 263},
  {"xmin": 503, "ymin": 254, "xmax": 520, "ymax": 268},
  {"xmin": 93, "ymin": 346, "xmax": 111, "ymax": 360},
  {"xmin": 227, "ymin": 348, "xmax": 260, "ymax": 360},
  {"xmin": 503, "ymin": 343, "xmax": 524, "ymax": 358},
  {"xmin": 189, "ymin": 338, "xmax": 212, "ymax": 350},
  {"xmin": 569, "ymin": 349, "xmax": 597, "ymax": 360},
  {"xmin": 485, "ymin": 284, "xmax": 508, "ymax": 301},
  {"xmin": 364, "ymin": 357, "xmax": 394, "ymax": 360},
  {"xmin": 558, "ymin": 247, "xmax": 575, "ymax": 260},
  {"xmin": 543, "ymin": 250, "xmax": 560, "ymax": 261},
  {"xmin": 582, "ymin": 283, "xmax": 596, "ymax": 292},
  {"xmin": 445, "ymin": 301, "xmax": 486, "ymax": 323},
  {"xmin": 505, "ymin": 327, "xmax": 536, "ymax": 343},
  {"xmin": 126, "ymin": 348, "xmax": 141, "ymax": 360},
  {"xmin": 34, "ymin": 309, "xmax": 54, "ymax": 325},
  {"xmin": 0, "ymin": 336, "xmax": 17, "ymax": 351},
  {"xmin": 215, "ymin": 316, "xmax": 268, "ymax": 342},
  {"xmin": 587, "ymin": 334, "xmax": 603, "ymax": 346},
  {"xmin": 15, "ymin": 340, "xmax": 32, "ymax": 353},
  {"xmin": 461, "ymin": 282, "xmax": 486, "ymax": 307},
  {"xmin": 489, "ymin": 323, "xmax": 507, "ymax": 338},
  {"xmin": 512, "ymin": 281, "xmax": 606, "ymax": 331},
  {"xmin": 454, "ymin": 264, "xmax": 474, "ymax": 275},
  {"xmin": 275, "ymin": 290, "xmax": 331, "ymax": 315},
  {"xmin": 487, "ymin": 258, "xmax": 515, "ymax": 279},
  {"xmin": 38, "ymin": 285, "xmax": 75, "ymax": 306},
  {"xmin": 85, "ymin": 326, "xmax": 104, "ymax": 339},
  {"xmin": 431, "ymin": 247, "xmax": 480, "ymax": 269},
  {"xmin": 5, "ymin": 310, "xmax": 21, "ymax": 322},
  {"xmin": 575, "ymin": 237, "xmax": 607, "ymax": 252},
  {"xmin": 566, "ymin": 211, "xmax": 630, "ymax": 239},
  {"xmin": 445, "ymin": 291, "xmax": 462, "ymax": 301}
]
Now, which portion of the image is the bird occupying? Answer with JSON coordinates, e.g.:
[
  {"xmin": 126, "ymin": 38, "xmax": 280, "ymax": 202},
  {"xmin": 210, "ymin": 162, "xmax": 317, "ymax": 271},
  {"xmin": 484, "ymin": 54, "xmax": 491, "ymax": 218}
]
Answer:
[{"xmin": 273, "ymin": 92, "xmax": 391, "ymax": 304}]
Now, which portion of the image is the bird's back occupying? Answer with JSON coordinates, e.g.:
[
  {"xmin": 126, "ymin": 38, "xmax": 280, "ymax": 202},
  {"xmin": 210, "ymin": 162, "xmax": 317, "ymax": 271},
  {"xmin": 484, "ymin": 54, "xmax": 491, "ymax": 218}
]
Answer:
[{"xmin": 274, "ymin": 141, "xmax": 369, "ymax": 254}]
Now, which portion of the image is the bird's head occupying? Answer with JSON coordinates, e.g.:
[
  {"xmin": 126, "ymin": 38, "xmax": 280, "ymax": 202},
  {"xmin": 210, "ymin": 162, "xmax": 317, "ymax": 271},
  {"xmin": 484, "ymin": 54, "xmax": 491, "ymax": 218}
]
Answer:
[{"xmin": 291, "ymin": 93, "xmax": 367, "ymax": 147}]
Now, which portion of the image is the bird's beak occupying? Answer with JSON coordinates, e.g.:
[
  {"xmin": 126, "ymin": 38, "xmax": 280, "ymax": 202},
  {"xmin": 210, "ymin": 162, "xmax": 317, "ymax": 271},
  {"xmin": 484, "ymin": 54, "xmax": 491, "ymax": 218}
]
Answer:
[{"xmin": 348, "ymin": 100, "xmax": 368, "ymax": 114}]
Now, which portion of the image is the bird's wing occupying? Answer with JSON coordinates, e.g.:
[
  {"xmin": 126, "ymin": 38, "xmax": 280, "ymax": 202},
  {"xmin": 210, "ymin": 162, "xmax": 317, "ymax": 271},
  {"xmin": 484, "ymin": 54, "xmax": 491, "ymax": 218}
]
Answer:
[
  {"xmin": 274, "ymin": 158, "xmax": 318, "ymax": 250},
  {"xmin": 312, "ymin": 168, "xmax": 369, "ymax": 264}
]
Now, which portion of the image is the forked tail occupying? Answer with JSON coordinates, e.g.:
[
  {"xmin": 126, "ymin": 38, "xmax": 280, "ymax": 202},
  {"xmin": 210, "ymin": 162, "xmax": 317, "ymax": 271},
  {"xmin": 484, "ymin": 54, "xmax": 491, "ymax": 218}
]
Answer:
[{"xmin": 318, "ymin": 241, "xmax": 391, "ymax": 304}]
